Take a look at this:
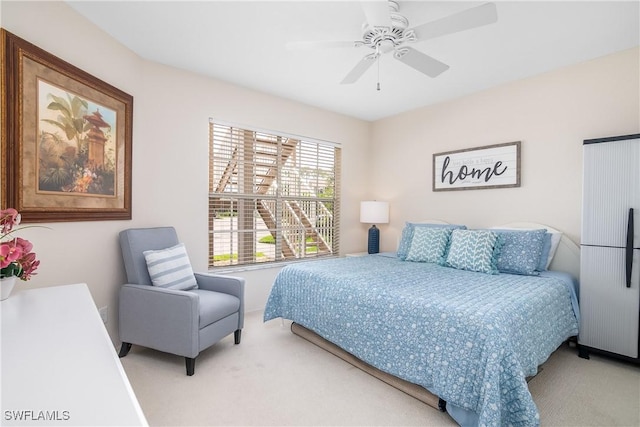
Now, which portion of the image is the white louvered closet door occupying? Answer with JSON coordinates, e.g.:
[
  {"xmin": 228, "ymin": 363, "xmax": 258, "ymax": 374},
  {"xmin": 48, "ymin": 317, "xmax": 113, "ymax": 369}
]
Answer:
[{"xmin": 580, "ymin": 137, "xmax": 640, "ymax": 358}]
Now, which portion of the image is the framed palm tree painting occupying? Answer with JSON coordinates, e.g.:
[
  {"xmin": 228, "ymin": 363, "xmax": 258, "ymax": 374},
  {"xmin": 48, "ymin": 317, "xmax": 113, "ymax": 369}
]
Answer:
[{"xmin": 1, "ymin": 30, "xmax": 133, "ymax": 222}]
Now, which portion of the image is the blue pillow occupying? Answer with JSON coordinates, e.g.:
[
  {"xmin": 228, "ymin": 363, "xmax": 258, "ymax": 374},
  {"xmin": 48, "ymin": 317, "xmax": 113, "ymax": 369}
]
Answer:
[
  {"xmin": 405, "ymin": 227, "xmax": 452, "ymax": 264},
  {"xmin": 536, "ymin": 231, "xmax": 563, "ymax": 271},
  {"xmin": 445, "ymin": 229, "xmax": 501, "ymax": 274},
  {"xmin": 397, "ymin": 222, "xmax": 466, "ymax": 260},
  {"xmin": 537, "ymin": 233, "xmax": 553, "ymax": 271},
  {"xmin": 491, "ymin": 229, "xmax": 547, "ymax": 276}
]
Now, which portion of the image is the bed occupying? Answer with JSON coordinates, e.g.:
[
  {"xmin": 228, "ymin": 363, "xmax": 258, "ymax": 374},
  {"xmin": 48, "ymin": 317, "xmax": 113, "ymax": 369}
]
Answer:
[{"xmin": 263, "ymin": 222, "xmax": 580, "ymax": 426}]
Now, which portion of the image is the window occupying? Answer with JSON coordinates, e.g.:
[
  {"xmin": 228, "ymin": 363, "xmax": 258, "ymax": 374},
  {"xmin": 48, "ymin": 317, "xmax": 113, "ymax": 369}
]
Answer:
[{"xmin": 209, "ymin": 120, "xmax": 341, "ymax": 268}]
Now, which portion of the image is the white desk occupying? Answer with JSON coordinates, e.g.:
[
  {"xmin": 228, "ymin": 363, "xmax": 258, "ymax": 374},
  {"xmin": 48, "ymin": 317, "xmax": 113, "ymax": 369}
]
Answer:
[{"xmin": 1, "ymin": 283, "xmax": 147, "ymax": 426}]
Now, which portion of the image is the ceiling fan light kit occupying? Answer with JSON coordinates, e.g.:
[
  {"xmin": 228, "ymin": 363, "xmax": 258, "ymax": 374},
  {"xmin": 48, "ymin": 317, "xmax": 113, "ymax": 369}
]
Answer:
[{"xmin": 289, "ymin": 1, "xmax": 498, "ymax": 88}]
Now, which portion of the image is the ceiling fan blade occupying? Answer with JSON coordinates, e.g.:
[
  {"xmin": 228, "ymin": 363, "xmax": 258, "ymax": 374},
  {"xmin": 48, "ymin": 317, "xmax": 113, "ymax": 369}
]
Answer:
[
  {"xmin": 361, "ymin": 1, "xmax": 392, "ymax": 28},
  {"xmin": 394, "ymin": 47, "xmax": 449, "ymax": 78},
  {"xmin": 411, "ymin": 2, "xmax": 497, "ymax": 42},
  {"xmin": 286, "ymin": 40, "xmax": 361, "ymax": 50},
  {"xmin": 340, "ymin": 55, "xmax": 378, "ymax": 84}
]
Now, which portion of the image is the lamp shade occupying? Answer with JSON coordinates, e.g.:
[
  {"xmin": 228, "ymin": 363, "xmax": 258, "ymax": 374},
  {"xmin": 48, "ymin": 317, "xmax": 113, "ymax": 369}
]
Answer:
[{"xmin": 360, "ymin": 201, "xmax": 389, "ymax": 224}]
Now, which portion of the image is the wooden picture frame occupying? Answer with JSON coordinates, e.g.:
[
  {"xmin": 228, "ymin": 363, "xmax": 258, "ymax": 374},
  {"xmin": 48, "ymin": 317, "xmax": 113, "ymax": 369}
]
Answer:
[
  {"xmin": 433, "ymin": 141, "xmax": 521, "ymax": 191},
  {"xmin": 1, "ymin": 30, "xmax": 133, "ymax": 222}
]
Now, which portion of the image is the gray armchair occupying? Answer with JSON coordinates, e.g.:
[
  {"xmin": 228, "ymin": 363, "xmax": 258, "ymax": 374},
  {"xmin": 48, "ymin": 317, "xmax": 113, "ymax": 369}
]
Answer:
[{"xmin": 118, "ymin": 227, "xmax": 244, "ymax": 376}]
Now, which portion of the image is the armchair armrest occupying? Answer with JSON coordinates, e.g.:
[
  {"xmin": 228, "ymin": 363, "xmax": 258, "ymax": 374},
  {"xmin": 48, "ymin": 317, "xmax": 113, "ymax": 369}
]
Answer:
[
  {"xmin": 194, "ymin": 273, "xmax": 245, "ymax": 329},
  {"xmin": 119, "ymin": 284, "xmax": 200, "ymax": 358},
  {"xmin": 194, "ymin": 273, "xmax": 244, "ymax": 298}
]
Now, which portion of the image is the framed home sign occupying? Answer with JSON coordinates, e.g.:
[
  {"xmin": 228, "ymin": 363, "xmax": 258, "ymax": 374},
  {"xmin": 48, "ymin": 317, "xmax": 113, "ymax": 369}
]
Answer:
[
  {"xmin": 433, "ymin": 141, "xmax": 521, "ymax": 191},
  {"xmin": 1, "ymin": 30, "xmax": 133, "ymax": 222}
]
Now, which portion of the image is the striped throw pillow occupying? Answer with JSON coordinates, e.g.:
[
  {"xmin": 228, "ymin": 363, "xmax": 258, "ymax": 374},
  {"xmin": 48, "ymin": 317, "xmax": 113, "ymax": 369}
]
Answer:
[{"xmin": 143, "ymin": 243, "xmax": 198, "ymax": 290}]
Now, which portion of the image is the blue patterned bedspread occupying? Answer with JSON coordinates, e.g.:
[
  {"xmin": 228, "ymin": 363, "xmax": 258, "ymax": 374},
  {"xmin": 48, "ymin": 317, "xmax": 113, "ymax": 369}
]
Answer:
[{"xmin": 263, "ymin": 254, "xmax": 579, "ymax": 427}]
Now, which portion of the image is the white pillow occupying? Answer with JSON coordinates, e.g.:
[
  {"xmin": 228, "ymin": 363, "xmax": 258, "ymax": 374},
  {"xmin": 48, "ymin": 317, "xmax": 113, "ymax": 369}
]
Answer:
[
  {"xmin": 143, "ymin": 243, "xmax": 198, "ymax": 290},
  {"xmin": 544, "ymin": 231, "xmax": 563, "ymax": 269}
]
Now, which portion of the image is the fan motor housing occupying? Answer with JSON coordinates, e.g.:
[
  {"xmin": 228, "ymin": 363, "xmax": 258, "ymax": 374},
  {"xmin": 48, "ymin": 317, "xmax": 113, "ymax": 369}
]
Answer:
[{"xmin": 360, "ymin": 1, "xmax": 413, "ymax": 52}]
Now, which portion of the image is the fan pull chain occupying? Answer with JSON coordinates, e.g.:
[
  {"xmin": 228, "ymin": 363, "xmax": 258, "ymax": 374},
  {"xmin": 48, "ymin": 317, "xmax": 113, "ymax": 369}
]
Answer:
[{"xmin": 377, "ymin": 55, "xmax": 381, "ymax": 91}]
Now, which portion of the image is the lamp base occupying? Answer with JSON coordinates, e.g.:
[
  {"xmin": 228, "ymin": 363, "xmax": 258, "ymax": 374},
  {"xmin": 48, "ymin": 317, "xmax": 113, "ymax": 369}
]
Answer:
[{"xmin": 368, "ymin": 225, "xmax": 380, "ymax": 254}]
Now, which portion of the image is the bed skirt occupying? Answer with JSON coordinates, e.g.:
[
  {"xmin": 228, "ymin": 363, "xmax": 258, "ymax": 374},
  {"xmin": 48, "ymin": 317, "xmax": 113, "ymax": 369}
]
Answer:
[{"xmin": 290, "ymin": 322, "xmax": 442, "ymax": 411}]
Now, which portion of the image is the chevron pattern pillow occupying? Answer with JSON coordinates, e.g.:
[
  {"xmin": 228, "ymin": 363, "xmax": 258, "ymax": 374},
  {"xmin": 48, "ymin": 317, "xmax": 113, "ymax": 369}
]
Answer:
[
  {"xmin": 397, "ymin": 222, "xmax": 466, "ymax": 260},
  {"xmin": 143, "ymin": 243, "xmax": 198, "ymax": 290},
  {"xmin": 446, "ymin": 229, "xmax": 500, "ymax": 274},
  {"xmin": 405, "ymin": 226, "xmax": 452, "ymax": 264}
]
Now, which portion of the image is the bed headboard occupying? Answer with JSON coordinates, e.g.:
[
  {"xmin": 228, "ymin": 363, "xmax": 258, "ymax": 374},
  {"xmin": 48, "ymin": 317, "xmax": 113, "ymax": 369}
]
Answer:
[{"xmin": 411, "ymin": 220, "xmax": 581, "ymax": 279}]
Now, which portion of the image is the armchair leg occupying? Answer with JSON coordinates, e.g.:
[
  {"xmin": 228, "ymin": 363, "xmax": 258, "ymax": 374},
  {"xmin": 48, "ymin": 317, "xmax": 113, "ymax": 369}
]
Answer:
[
  {"xmin": 119, "ymin": 342, "xmax": 132, "ymax": 358},
  {"xmin": 234, "ymin": 329, "xmax": 242, "ymax": 344},
  {"xmin": 185, "ymin": 357, "xmax": 196, "ymax": 376}
]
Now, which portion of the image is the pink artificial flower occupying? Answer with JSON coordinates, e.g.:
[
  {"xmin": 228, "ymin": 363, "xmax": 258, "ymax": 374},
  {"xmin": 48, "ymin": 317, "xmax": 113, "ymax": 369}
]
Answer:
[
  {"xmin": 14, "ymin": 237, "xmax": 34, "ymax": 254},
  {"xmin": 18, "ymin": 252, "xmax": 40, "ymax": 280},
  {"xmin": 0, "ymin": 208, "xmax": 41, "ymax": 281},
  {"xmin": 0, "ymin": 241, "xmax": 23, "ymax": 269},
  {"xmin": 0, "ymin": 208, "xmax": 20, "ymax": 235}
]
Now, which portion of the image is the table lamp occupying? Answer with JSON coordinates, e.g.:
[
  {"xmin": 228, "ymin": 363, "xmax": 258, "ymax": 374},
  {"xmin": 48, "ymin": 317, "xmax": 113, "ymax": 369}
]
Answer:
[{"xmin": 360, "ymin": 201, "xmax": 389, "ymax": 254}]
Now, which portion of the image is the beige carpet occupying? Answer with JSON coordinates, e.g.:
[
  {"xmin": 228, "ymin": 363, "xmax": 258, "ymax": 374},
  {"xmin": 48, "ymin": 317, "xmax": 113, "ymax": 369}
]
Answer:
[{"xmin": 120, "ymin": 311, "xmax": 640, "ymax": 426}]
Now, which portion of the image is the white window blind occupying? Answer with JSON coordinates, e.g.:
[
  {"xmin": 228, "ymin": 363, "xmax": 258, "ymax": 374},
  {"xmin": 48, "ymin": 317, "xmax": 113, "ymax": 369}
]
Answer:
[{"xmin": 209, "ymin": 120, "xmax": 341, "ymax": 268}]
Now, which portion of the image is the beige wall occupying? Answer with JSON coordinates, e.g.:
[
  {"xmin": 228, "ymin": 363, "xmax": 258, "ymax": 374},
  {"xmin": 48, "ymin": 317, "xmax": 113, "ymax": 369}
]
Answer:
[
  {"xmin": 1, "ymin": 1, "xmax": 371, "ymax": 343},
  {"xmin": 371, "ymin": 47, "xmax": 640, "ymax": 251}
]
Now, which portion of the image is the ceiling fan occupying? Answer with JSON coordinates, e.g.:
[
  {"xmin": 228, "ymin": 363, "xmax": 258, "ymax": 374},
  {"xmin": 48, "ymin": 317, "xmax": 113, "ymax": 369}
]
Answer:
[{"xmin": 287, "ymin": 1, "xmax": 498, "ymax": 86}]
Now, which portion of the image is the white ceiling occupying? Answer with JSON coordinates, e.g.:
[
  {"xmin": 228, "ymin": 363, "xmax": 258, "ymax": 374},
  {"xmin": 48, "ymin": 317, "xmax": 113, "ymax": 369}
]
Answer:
[{"xmin": 67, "ymin": 1, "xmax": 640, "ymax": 122}]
